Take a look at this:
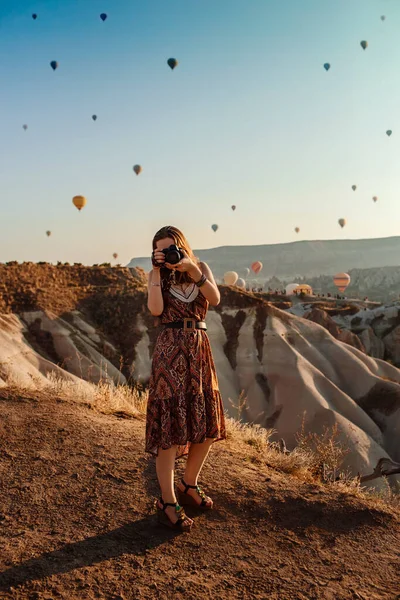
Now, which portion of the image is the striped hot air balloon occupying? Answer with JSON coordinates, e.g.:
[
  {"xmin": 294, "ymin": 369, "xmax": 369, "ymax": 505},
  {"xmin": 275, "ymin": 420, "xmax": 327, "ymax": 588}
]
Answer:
[
  {"xmin": 251, "ymin": 261, "xmax": 263, "ymax": 275},
  {"xmin": 333, "ymin": 272, "xmax": 351, "ymax": 293}
]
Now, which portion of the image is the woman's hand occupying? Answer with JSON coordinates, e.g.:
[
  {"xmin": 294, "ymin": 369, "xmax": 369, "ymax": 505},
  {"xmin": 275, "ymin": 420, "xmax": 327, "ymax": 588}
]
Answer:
[
  {"xmin": 165, "ymin": 251, "xmax": 194, "ymax": 272},
  {"xmin": 152, "ymin": 250, "xmax": 166, "ymax": 270}
]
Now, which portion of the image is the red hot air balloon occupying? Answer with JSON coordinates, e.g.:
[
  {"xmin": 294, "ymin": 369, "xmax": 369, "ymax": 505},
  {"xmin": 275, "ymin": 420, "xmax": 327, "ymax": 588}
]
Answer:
[
  {"xmin": 251, "ymin": 261, "xmax": 263, "ymax": 275},
  {"xmin": 333, "ymin": 272, "xmax": 351, "ymax": 293}
]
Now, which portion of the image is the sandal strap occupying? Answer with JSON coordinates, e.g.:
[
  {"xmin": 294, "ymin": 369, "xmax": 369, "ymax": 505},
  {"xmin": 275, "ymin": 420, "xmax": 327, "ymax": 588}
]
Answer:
[
  {"xmin": 181, "ymin": 479, "xmax": 208, "ymax": 505},
  {"xmin": 158, "ymin": 497, "xmax": 189, "ymax": 527},
  {"xmin": 181, "ymin": 478, "xmax": 201, "ymax": 493},
  {"xmin": 159, "ymin": 497, "xmax": 182, "ymax": 512}
]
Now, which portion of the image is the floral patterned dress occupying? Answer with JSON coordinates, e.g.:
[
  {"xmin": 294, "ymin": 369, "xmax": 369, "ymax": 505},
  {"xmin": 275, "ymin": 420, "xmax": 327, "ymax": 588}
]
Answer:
[{"xmin": 145, "ymin": 283, "xmax": 226, "ymax": 459}]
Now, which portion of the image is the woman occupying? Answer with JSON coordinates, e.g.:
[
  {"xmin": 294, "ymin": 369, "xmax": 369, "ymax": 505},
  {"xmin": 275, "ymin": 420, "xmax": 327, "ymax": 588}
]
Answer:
[{"xmin": 146, "ymin": 225, "xmax": 226, "ymax": 531}]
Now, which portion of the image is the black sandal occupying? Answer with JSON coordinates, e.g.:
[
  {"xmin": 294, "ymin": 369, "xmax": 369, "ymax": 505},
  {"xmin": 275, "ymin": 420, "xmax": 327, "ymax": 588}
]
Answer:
[
  {"xmin": 177, "ymin": 478, "xmax": 213, "ymax": 510},
  {"xmin": 156, "ymin": 497, "xmax": 193, "ymax": 530}
]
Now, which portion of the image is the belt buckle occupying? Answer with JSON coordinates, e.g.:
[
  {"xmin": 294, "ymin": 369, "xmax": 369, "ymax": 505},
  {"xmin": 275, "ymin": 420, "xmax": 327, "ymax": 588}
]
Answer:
[{"xmin": 183, "ymin": 318, "xmax": 195, "ymax": 331}]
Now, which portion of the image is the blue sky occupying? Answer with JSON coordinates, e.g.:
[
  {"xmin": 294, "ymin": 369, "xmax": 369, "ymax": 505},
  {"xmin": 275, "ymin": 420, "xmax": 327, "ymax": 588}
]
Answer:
[{"xmin": 0, "ymin": 0, "xmax": 399, "ymax": 265}]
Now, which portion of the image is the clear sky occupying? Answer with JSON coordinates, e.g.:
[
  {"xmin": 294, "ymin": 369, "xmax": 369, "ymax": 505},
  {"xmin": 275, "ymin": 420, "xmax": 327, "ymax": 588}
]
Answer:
[{"xmin": 1, "ymin": 0, "xmax": 399, "ymax": 265}]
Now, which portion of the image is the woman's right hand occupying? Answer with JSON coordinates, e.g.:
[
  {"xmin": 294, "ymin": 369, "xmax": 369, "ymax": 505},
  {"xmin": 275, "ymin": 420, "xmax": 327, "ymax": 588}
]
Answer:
[{"xmin": 152, "ymin": 250, "xmax": 165, "ymax": 270}]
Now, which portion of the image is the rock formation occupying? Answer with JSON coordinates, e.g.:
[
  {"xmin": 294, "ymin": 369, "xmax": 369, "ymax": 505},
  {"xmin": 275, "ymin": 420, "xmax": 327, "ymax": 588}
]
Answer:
[{"xmin": 0, "ymin": 263, "xmax": 399, "ymax": 493}]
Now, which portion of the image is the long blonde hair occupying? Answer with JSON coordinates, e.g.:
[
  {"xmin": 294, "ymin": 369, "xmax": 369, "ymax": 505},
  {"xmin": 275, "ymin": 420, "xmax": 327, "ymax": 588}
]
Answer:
[{"xmin": 152, "ymin": 225, "xmax": 199, "ymax": 290}]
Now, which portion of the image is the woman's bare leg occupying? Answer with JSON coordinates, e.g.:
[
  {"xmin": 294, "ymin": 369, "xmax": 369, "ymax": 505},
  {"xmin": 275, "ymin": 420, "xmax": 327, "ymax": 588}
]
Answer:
[
  {"xmin": 178, "ymin": 438, "xmax": 216, "ymax": 507},
  {"xmin": 156, "ymin": 446, "xmax": 193, "ymax": 526}
]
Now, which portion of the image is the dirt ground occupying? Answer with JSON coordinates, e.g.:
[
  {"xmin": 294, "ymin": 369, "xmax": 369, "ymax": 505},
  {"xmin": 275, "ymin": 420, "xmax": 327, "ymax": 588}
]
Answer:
[{"xmin": 0, "ymin": 392, "xmax": 399, "ymax": 600}]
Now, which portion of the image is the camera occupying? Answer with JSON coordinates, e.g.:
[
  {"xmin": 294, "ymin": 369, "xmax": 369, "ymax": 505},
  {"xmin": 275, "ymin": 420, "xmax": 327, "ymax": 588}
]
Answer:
[{"xmin": 152, "ymin": 244, "xmax": 184, "ymax": 267}]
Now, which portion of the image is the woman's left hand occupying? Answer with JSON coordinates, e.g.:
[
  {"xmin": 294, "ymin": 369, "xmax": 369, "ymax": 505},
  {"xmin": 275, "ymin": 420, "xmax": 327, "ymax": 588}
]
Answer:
[{"xmin": 165, "ymin": 251, "xmax": 194, "ymax": 272}]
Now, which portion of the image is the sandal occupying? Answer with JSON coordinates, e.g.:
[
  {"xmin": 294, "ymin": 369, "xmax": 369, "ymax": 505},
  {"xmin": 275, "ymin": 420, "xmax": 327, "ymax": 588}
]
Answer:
[
  {"xmin": 177, "ymin": 478, "xmax": 213, "ymax": 510},
  {"xmin": 156, "ymin": 497, "xmax": 193, "ymax": 530}
]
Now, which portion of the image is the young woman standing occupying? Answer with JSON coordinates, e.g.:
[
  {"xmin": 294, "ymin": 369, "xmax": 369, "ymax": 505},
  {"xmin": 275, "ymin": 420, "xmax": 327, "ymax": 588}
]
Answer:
[{"xmin": 146, "ymin": 225, "xmax": 226, "ymax": 531}]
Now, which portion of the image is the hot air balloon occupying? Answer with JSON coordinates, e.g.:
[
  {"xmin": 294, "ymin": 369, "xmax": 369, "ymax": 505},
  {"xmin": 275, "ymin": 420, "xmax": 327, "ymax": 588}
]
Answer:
[
  {"xmin": 223, "ymin": 271, "xmax": 238, "ymax": 286},
  {"xmin": 22, "ymin": 124, "xmax": 28, "ymax": 131},
  {"xmin": 46, "ymin": 230, "xmax": 51, "ymax": 237},
  {"xmin": 100, "ymin": 13, "xmax": 107, "ymax": 21},
  {"xmin": 92, "ymin": 115, "xmax": 97, "ymax": 121},
  {"xmin": 50, "ymin": 61, "xmax": 58, "ymax": 71},
  {"xmin": 231, "ymin": 205, "xmax": 236, "ymax": 211},
  {"xmin": 113, "ymin": 252, "xmax": 118, "ymax": 260},
  {"xmin": 352, "ymin": 185, "xmax": 357, "ymax": 191},
  {"xmin": 297, "ymin": 284, "xmax": 313, "ymax": 295},
  {"xmin": 285, "ymin": 283, "xmax": 299, "ymax": 296},
  {"xmin": 244, "ymin": 267, "xmax": 250, "ymax": 277},
  {"xmin": 295, "ymin": 227, "xmax": 300, "ymax": 233},
  {"xmin": 72, "ymin": 196, "xmax": 86, "ymax": 211},
  {"xmin": 32, "ymin": 13, "xmax": 37, "ymax": 20},
  {"xmin": 373, "ymin": 196, "xmax": 378, "ymax": 202},
  {"xmin": 323, "ymin": 63, "xmax": 330, "ymax": 71},
  {"xmin": 167, "ymin": 58, "xmax": 178, "ymax": 70},
  {"xmin": 386, "ymin": 130, "xmax": 392, "ymax": 136},
  {"xmin": 381, "ymin": 15, "xmax": 386, "ymax": 21},
  {"xmin": 211, "ymin": 224, "xmax": 219, "ymax": 232},
  {"xmin": 333, "ymin": 272, "xmax": 350, "ymax": 293},
  {"xmin": 251, "ymin": 261, "xmax": 263, "ymax": 275},
  {"xmin": 236, "ymin": 278, "xmax": 246, "ymax": 289},
  {"xmin": 360, "ymin": 40, "xmax": 368, "ymax": 50},
  {"xmin": 133, "ymin": 164, "xmax": 142, "ymax": 175},
  {"xmin": 338, "ymin": 218, "xmax": 346, "ymax": 228}
]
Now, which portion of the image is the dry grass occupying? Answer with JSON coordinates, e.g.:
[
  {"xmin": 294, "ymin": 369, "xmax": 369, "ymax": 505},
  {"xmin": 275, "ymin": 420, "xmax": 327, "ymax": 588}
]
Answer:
[
  {"xmin": 295, "ymin": 416, "xmax": 351, "ymax": 483},
  {"xmin": 0, "ymin": 369, "xmax": 146, "ymax": 419},
  {"xmin": 1, "ymin": 372, "xmax": 399, "ymax": 509}
]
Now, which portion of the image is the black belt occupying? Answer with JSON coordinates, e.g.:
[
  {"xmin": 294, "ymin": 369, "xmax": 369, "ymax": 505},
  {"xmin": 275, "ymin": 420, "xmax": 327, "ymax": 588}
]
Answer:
[{"xmin": 164, "ymin": 319, "xmax": 207, "ymax": 331}]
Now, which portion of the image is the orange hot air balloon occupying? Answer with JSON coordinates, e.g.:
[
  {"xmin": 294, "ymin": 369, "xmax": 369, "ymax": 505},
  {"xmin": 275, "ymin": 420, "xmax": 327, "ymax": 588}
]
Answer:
[
  {"xmin": 251, "ymin": 261, "xmax": 263, "ymax": 275},
  {"xmin": 297, "ymin": 284, "xmax": 313, "ymax": 295},
  {"xmin": 333, "ymin": 272, "xmax": 350, "ymax": 293},
  {"xmin": 72, "ymin": 195, "xmax": 87, "ymax": 211}
]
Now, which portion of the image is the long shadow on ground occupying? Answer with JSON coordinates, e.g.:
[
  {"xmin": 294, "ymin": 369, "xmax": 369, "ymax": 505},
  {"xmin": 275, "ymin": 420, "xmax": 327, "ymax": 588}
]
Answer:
[{"xmin": 0, "ymin": 515, "xmax": 177, "ymax": 591}]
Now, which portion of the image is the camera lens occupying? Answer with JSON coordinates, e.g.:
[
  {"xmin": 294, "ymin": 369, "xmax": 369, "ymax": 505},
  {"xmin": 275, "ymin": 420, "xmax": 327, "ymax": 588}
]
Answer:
[{"xmin": 165, "ymin": 249, "xmax": 180, "ymax": 264}]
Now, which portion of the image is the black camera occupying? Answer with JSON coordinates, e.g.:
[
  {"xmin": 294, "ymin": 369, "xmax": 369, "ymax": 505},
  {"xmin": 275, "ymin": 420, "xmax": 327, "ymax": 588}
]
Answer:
[{"xmin": 153, "ymin": 244, "xmax": 184, "ymax": 267}]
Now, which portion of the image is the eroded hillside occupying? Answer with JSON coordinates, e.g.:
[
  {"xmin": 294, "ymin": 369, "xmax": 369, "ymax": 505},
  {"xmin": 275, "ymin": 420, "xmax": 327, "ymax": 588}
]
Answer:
[{"xmin": 1, "ymin": 263, "xmax": 399, "ymax": 494}]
